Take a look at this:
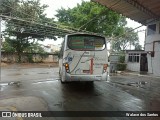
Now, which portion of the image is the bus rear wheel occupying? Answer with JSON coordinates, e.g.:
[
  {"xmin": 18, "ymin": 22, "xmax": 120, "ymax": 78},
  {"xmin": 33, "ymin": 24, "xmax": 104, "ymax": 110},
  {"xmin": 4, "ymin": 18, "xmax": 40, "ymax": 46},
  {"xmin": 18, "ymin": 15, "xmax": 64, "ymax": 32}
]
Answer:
[
  {"xmin": 61, "ymin": 79, "xmax": 66, "ymax": 84},
  {"xmin": 60, "ymin": 74, "xmax": 66, "ymax": 84}
]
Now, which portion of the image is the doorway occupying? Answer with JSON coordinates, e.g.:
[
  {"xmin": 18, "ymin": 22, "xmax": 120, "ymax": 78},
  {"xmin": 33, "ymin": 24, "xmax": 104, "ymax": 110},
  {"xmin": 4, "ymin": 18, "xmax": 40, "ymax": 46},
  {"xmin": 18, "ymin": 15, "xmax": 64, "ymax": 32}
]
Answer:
[{"xmin": 140, "ymin": 53, "xmax": 148, "ymax": 73}]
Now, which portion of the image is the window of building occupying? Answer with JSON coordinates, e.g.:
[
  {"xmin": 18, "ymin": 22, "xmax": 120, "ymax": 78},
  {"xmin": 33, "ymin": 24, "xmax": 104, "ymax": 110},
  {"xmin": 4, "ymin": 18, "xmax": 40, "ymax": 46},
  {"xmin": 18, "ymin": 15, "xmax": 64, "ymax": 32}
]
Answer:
[
  {"xmin": 147, "ymin": 24, "xmax": 156, "ymax": 35},
  {"xmin": 128, "ymin": 53, "xmax": 139, "ymax": 63}
]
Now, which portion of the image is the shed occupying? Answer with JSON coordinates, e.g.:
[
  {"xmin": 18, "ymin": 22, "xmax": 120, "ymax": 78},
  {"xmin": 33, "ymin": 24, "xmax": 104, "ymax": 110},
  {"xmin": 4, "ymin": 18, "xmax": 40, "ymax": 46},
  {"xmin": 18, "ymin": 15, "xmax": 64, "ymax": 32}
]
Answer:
[{"xmin": 125, "ymin": 50, "xmax": 147, "ymax": 72}]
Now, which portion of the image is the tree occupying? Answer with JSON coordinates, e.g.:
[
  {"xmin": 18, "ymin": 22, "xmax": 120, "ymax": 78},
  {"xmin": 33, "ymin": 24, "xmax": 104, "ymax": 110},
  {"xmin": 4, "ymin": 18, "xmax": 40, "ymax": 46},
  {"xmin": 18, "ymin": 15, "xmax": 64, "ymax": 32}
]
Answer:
[
  {"xmin": 1, "ymin": 0, "xmax": 52, "ymax": 62},
  {"xmin": 112, "ymin": 27, "xmax": 139, "ymax": 51},
  {"xmin": 24, "ymin": 42, "xmax": 47, "ymax": 63},
  {"xmin": 56, "ymin": 1, "xmax": 142, "ymax": 52},
  {"xmin": 24, "ymin": 42, "xmax": 45, "ymax": 53},
  {"xmin": 0, "ymin": 0, "xmax": 19, "ymax": 16},
  {"xmin": 135, "ymin": 43, "xmax": 142, "ymax": 50},
  {"xmin": 2, "ymin": 38, "xmax": 16, "ymax": 53},
  {"xmin": 56, "ymin": 1, "xmax": 126, "ymax": 36}
]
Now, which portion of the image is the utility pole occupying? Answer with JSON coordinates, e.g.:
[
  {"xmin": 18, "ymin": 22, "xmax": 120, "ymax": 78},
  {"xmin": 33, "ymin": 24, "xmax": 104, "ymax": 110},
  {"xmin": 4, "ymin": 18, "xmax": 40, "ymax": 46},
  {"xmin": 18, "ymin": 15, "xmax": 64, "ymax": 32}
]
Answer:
[
  {"xmin": 0, "ymin": 17, "xmax": 2, "ymax": 85},
  {"xmin": 110, "ymin": 34, "xmax": 114, "ymax": 54}
]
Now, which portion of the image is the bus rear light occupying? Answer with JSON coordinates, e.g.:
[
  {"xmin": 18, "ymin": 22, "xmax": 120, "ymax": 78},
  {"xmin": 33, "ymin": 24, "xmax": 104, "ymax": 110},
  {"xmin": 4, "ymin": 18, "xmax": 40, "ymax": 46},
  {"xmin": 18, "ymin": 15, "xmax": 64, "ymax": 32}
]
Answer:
[
  {"xmin": 103, "ymin": 64, "xmax": 108, "ymax": 72},
  {"xmin": 63, "ymin": 63, "xmax": 70, "ymax": 73}
]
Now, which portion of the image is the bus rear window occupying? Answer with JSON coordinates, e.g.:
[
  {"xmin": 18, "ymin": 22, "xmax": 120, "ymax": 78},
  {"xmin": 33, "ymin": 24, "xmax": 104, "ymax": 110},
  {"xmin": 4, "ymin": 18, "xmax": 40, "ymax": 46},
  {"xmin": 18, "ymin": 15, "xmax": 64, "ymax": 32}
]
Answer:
[{"xmin": 67, "ymin": 35, "xmax": 106, "ymax": 51}]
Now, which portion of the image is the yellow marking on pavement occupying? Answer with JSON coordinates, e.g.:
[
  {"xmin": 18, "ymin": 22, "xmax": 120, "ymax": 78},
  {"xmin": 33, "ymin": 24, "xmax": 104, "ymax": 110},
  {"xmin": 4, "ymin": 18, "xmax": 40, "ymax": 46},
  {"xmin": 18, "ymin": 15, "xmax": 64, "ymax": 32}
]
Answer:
[{"xmin": 0, "ymin": 106, "xmax": 23, "ymax": 120}]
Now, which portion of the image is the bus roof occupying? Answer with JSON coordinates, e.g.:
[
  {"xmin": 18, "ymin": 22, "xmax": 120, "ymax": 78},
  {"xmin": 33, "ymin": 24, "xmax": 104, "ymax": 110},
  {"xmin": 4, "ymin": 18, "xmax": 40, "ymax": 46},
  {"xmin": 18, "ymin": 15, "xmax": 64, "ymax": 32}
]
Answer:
[{"xmin": 65, "ymin": 33, "xmax": 105, "ymax": 38}]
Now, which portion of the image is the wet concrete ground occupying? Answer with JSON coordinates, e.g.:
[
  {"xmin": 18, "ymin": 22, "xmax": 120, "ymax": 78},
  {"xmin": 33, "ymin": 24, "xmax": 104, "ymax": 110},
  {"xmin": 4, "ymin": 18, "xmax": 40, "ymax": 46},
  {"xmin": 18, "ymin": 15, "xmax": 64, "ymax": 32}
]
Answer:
[{"xmin": 0, "ymin": 65, "xmax": 160, "ymax": 120}]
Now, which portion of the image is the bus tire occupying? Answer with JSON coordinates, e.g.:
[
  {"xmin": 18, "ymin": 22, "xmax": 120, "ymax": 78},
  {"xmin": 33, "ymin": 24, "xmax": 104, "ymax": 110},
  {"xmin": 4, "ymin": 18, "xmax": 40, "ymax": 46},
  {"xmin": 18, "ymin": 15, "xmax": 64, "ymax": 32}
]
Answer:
[
  {"xmin": 61, "ymin": 78, "xmax": 67, "ymax": 84},
  {"xmin": 60, "ymin": 73, "xmax": 66, "ymax": 84},
  {"xmin": 59, "ymin": 69, "xmax": 62, "ymax": 80},
  {"xmin": 61, "ymin": 80, "xmax": 66, "ymax": 84},
  {"xmin": 86, "ymin": 81, "xmax": 94, "ymax": 84}
]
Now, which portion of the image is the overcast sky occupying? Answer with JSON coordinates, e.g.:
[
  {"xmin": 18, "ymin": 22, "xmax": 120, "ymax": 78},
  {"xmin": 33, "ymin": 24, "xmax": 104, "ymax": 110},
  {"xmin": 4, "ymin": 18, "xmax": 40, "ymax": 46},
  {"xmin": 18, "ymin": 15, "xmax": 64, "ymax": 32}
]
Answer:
[
  {"xmin": 39, "ymin": 0, "xmax": 90, "ymax": 45},
  {"xmin": 39, "ymin": 0, "xmax": 145, "ymax": 47},
  {"xmin": 40, "ymin": 0, "xmax": 90, "ymax": 18}
]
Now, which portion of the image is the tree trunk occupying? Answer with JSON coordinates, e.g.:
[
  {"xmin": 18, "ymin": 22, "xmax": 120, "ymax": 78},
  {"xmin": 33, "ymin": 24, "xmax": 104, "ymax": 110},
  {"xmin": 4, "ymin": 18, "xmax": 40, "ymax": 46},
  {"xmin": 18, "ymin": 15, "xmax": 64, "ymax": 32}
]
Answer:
[
  {"xmin": 17, "ymin": 52, "xmax": 22, "ymax": 63},
  {"xmin": 16, "ymin": 35, "xmax": 22, "ymax": 63}
]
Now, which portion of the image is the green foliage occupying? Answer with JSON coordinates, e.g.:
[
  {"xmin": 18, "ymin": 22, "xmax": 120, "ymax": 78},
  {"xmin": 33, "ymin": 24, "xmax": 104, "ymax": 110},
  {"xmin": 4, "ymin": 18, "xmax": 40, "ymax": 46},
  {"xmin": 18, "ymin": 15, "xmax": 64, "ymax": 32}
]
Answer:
[
  {"xmin": 113, "ymin": 27, "xmax": 139, "ymax": 51},
  {"xmin": 135, "ymin": 43, "xmax": 143, "ymax": 50},
  {"xmin": 3, "ymin": 36, "xmax": 33, "ymax": 62},
  {"xmin": 117, "ymin": 55, "xmax": 126, "ymax": 71},
  {"xmin": 56, "ymin": 1, "xmax": 126, "ymax": 36},
  {"xmin": 4, "ymin": 0, "xmax": 49, "ymax": 39},
  {"xmin": 119, "ymin": 55, "xmax": 125, "ymax": 63},
  {"xmin": 27, "ymin": 54, "xmax": 34, "ymax": 63},
  {"xmin": 55, "ymin": 1, "xmax": 140, "ymax": 51},
  {"xmin": 2, "ymin": 40, "xmax": 16, "ymax": 52},
  {"xmin": 36, "ymin": 53, "xmax": 48, "ymax": 63},
  {"xmin": 0, "ymin": 0, "xmax": 19, "ymax": 16},
  {"xmin": 54, "ymin": 50, "xmax": 60, "ymax": 55},
  {"xmin": 117, "ymin": 63, "xmax": 127, "ymax": 71},
  {"xmin": 24, "ymin": 42, "xmax": 45, "ymax": 53},
  {"xmin": 1, "ymin": 0, "xmax": 52, "ymax": 62},
  {"xmin": 2, "ymin": 37, "xmax": 47, "ymax": 63},
  {"xmin": 25, "ymin": 42, "xmax": 46, "ymax": 63}
]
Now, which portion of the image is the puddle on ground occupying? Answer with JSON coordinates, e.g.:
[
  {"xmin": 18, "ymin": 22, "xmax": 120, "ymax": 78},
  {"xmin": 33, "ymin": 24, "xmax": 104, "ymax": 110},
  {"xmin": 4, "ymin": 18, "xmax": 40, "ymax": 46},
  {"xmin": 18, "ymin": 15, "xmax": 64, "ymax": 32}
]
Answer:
[
  {"xmin": 8, "ymin": 81, "xmax": 21, "ymax": 87},
  {"xmin": 32, "ymin": 79, "xmax": 58, "ymax": 84},
  {"xmin": 128, "ymin": 81, "xmax": 147, "ymax": 85},
  {"xmin": 0, "ymin": 85, "xmax": 7, "ymax": 91},
  {"xmin": 55, "ymin": 78, "xmax": 61, "ymax": 80},
  {"xmin": 7, "ymin": 73, "xmax": 22, "ymax": 76},
  {"xmin": 37, "ymin": 72, "xmax": 49, "ymax": 74},
  {"xmin": 127, "ymin": 81, "xmax": 149, "ymax": 88},
  {"xmin": 54, "ymin": 101, "xmax": 64, "ymax": 108},
  {"xmin": 0, "ymin": 83, "xmax": 8, "ymax": 86},
  {"xmin": 0, "ymin": 83, "xmax": 8, "ymax": 91},
  {"xmin": 107, "ymin": 81, "xmax": 149, "ymax": 89}
]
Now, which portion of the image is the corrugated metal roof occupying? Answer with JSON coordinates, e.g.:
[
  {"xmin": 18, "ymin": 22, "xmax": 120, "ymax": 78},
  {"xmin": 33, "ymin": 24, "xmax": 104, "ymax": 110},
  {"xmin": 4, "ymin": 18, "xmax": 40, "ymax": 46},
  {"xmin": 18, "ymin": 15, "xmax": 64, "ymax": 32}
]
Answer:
[{"xmin": 92, "ymin": 0, "xmax": 160, "ymax": 25}]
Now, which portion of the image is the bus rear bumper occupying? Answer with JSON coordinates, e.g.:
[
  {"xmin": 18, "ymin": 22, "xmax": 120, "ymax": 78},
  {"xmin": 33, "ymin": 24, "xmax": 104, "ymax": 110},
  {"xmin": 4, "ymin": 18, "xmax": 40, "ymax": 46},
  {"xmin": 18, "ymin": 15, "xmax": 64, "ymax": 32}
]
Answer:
[{"xmin": 63, "ymin": 73, "xmax": 108, "ymax": 82}]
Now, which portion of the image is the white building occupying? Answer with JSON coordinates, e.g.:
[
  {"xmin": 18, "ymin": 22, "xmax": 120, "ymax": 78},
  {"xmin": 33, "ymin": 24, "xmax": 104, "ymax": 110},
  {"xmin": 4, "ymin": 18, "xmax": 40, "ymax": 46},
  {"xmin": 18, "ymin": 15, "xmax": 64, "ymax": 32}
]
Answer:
[
  {"xmin": 48, "ymin": 44, "xmax": 60, "ymax": 52},
  {"xmin": 43, "ymin": 44, "xmax": 60, "ymax": 53},
  {"xmin": 145, "ymin": 21, "xmax": 160, "ymax": 76},
  {"xmin": 125, "ymin": 50, "xmax": 147, "ymax": 72},
  {"xmin": 93, "ymin": 0, "xmax": 160, "ymax": 76}
]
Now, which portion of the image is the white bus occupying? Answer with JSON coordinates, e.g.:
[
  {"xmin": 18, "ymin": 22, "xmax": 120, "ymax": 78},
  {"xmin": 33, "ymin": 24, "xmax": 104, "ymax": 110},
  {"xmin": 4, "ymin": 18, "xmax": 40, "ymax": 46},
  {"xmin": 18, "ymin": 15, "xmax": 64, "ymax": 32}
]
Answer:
[{"xmin": 59, "ymin": 33, "xmax": 108, "ymax": 83}]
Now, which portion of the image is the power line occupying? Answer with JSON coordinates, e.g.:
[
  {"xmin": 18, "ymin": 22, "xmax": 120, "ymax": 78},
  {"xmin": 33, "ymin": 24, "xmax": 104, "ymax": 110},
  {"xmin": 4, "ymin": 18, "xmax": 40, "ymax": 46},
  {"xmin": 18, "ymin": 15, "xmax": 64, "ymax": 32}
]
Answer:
[
  {"xmin": 1, "ymin": 0, "xmax": 92, "ymax": 34},
  {"xmin": 0, "ymin": 14, "xmax": 74, "ymax": 37},
  {"xmin": 136, "ymin": 29, "xmax": 146, "ymax": 33},
  {"xmin": 0, "ymin": 0, "xmax": 150, "ymax": 41},
  {"xmin": 0, "ymin": 17, "xmax": 2, "ymax": 85},
  {"xmin": 78, "ymin": 0, "xmax": 122, "ymax": 31},
  {"xmin": 1, "ymin": 0, "xmax": 103, "ymax": 37}
]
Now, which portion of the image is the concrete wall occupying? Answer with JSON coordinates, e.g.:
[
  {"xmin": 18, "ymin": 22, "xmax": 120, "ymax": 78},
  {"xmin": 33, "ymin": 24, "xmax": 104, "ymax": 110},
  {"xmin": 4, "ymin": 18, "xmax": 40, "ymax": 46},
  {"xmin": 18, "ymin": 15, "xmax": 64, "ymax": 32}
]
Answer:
[
  {"xmin": 126, "ymin": 63, "xmax": 140, "ymax": 72},
  {"xmin": 1, "ymin": 52, "xmax": 58, "ymax": 63},
  {"xmin": 125, "ymin": 52, "xmax": 140, "ymax": 72},
  {"xmin": 42, "ymin": 55, "xmax": 58, "ymax": 63},
  {"xmin": 147, "ymin": 45, "xmax": 160, "ymax": 76},
  {"xmin": 109, "ymin": 55, "xmax": 119, "ymax": 73}
]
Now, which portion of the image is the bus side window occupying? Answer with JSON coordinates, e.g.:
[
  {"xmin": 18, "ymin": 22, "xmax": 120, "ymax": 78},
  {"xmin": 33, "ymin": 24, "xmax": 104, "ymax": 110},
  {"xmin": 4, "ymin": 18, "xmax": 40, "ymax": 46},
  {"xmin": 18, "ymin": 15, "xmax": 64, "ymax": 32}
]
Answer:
[{"xmin": 59, "ymin": 41, "xmax": 65, "ymax": 58}]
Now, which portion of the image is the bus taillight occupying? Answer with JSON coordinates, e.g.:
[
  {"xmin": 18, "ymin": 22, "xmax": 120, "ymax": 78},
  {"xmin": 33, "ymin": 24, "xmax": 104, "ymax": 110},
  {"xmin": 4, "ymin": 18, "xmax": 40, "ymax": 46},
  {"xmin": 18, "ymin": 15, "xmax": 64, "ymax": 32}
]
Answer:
[
  {"xmin": 103, "ymin": 64, "xmax": 108, "ymax": 72},
  {"xmin": 63, "ymin": 63, "xmax": 70, "ymax": 73}
]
